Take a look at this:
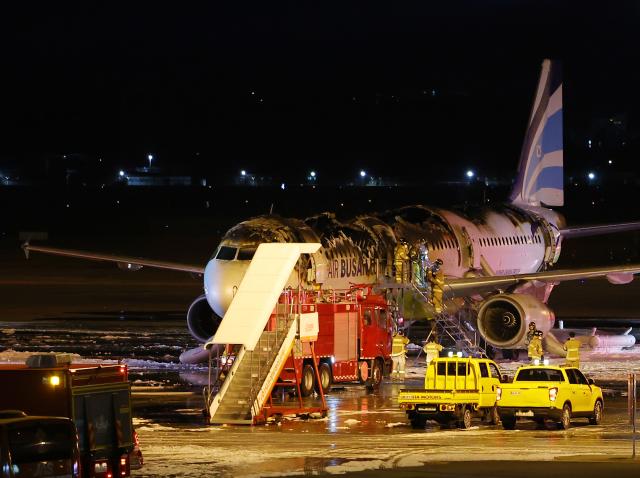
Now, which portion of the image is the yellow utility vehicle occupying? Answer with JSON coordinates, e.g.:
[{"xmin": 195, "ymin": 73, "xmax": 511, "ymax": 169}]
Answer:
[
  {"xmin": 496, "ymin": 364, "xmax": 603, "ymax": 430},
  {"xmin": 398, "ymin": 357, "xmax": 505, "ymax": 429}
]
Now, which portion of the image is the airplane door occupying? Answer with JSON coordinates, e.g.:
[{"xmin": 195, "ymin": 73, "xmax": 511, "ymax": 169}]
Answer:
[{"xmin": 460, "ymin": 227, "xmax": 474, "ymax": 269}]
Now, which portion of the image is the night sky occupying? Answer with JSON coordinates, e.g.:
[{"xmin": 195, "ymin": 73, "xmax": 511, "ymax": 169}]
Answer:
[{"xmin": 2, "ymin": 2, "xmax": 640, "ymax": 181}]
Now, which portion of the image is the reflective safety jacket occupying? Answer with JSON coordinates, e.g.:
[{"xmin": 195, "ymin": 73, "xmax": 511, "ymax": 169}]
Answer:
[
  {"xmin": 527, "ymin": 336, "xmax": 543, "ymax": 360},
  {"xmin": 423, "ymin": 342, "xmax": 443, "ymax": 361},
  {"xmin": 564, "ymin": 338, "xmax": 581, "ymax": 361},
  {"xmin": 392, "ymin": 334, "xmax": 410, "ymax": 357}
]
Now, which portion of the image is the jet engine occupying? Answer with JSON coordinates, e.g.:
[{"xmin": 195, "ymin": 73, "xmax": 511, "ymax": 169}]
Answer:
[
  {"xmin": 186, "ymin": 294, "xmax": 223, "ymax": 342},
  {"xmin": 477, "ymin": 293, "xmax": 555, "ymax": 348}
]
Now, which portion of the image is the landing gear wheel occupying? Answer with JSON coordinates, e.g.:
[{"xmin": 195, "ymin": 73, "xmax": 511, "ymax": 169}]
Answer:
[
  {"xmin": 458, "ymin": 407, "xmax": 473, "ymax": 429},
  {"xmin": 369, "ymin": 360, "xmax": 383, "ymax": 389},
  {"xmin": 484, "ymin": 405, "xmax": 500, "ymax": 425},
  {"xmin": 300, "ymin": 364, "xmax": 315, "ymax": 397},
  {"xmin": 501, "ymin": 416, "xmax": 516, "ymax": 430},
  {"xmin": 315, "ymin": 363, "xmax": 332, "ymax": 394},
  {"xmin": 558, "ymin": 403, "xmax": 572, "ymax": 430},
  {"xmin": 511, "ymin": 349, "xmax": 521, "ymax": 360},
  {"xmin": 589, "ymin": 400, "xmax": 603, "ymax": 425}
]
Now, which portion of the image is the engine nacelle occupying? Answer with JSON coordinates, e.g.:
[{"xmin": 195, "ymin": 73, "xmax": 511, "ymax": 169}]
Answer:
[
  {"xmin": 186, "ymin": 294, "xmax": 223, "ymax": 342},
  {"xmin": 477, "ymin": 293, "xmax": 555, "ymax": 348}
]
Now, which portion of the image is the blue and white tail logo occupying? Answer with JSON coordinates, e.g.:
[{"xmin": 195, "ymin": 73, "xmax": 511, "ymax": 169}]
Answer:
[{"xmin": 511, "ymin": 59, "xmax": 563, "ymax": 207}]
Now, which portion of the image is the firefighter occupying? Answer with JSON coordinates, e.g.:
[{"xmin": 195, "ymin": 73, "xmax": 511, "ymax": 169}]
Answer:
[
  {"xmin": 563, "ymin": 331, "xmax": 581, "ymax": 368},
  {"xmin": 409, "ymin": 242, "xmax": 423, "ymax": 287},
  {"xmin": 391, "ymin": 329, "xmax": 410, "ymax": 380},
  {"xmin": 525, "ymin": 322, "xmax": 538, "ymax": 345},
  {"xmin": 528, "ymin": 331, "xmax": 544, "ymax": 363},
  {"xmin": 394, "ymin": 238, "xmax": 410, "ymax": 284},
  {"xmin": 423, "ymin": 336, "xmax": 443, "ymax": 367},
  {"xmin": 419, "ymin": 240, "xmax": 430, "ymax": 288},
  {"xmin": 426, "ymin": 259, "xmax": 445, "ymax": 313}
]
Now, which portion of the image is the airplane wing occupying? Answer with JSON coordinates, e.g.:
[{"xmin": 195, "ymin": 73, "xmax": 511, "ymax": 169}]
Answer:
[
  {"xmin": 559, "ymin": 221, "xmax": 640, "ymax": 238},
  {"xmin": 23, "ymin": 243, "xmax": 205, "ymax": 274},
  {"xmin": 444, "ymin": 263, "xmax": 640, "ymax": 298}
]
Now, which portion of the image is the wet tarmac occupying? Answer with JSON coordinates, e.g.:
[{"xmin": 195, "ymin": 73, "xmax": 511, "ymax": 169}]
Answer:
[{"xmin": 1, "ymin": 319, "xmax": 639, "ymax": 477}]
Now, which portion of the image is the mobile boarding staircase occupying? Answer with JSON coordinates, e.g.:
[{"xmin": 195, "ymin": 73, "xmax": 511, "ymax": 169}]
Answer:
[{"xmin": 203, "ymin": 243, "xmax": 327, "ymax": 425}]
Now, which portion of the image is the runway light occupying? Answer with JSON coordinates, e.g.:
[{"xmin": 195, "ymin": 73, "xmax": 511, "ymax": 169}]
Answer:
[
  {"xmin": 466, "ymin": 170, "xmax": 475, "ymax": 179},
  {"xmin": 280, "ymin": 183, "xmax": 286, "ymax": 190},
  {"xmin": 588, "ymin": 172, "xmax": 595, "ymax": 180},
  {"xmin": 608, "ymin": 160, "xmax": 613, "ymax": 165}
]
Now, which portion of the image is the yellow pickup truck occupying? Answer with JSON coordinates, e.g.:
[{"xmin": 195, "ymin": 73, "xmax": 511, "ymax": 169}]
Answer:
[
  {"xmin": 496, "ymin": 365, "xmax": 604, "ymax": 430},
  {"xmin": 398, "ymin": 357, "xmax": 505, "ymax": 429}
]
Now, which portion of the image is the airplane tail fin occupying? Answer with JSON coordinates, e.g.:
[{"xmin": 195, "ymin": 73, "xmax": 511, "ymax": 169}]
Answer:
[{"xmin": 510, "ymin": 59, "xmax": 563, "ymax": 207}]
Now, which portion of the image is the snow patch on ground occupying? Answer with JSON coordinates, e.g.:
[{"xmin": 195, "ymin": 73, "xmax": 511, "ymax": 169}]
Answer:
[
  {"xmin": 385, "ymin": 422, "xmax": 407, "ymax": 428},
  {"xmin": 344, "ymin": 418, "xmax": 361, "ymax": 426},
  {"xmin": 325, "ymin": 459, "xmax": 386, "ymax": 474}
]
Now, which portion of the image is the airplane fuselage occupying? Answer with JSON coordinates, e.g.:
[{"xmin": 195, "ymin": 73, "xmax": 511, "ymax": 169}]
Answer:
[{"xmin": 203, "ymin": 204, "xmax": 565, "ymax": 319}]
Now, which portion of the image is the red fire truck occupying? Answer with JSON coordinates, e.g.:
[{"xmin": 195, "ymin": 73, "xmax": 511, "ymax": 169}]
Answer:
[
  {"xmin": 0, "ymin": 354, "xmax": 137, "ymax": 478},
  {"xmin": 276, "ymin": 287, "xmax": 393, "ymax": 396}
]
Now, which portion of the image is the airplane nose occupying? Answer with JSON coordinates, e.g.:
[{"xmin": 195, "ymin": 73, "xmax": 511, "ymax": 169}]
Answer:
[{"xmin": 203, "ymin": 259, "xmax": 250, "ymax": 317}]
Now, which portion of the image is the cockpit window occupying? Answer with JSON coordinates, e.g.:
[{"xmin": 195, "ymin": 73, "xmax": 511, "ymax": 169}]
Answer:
[
  {"xmin": 237, "ymin": 248, "xmax": 257, "ymax": 261},
  {"xmin": 216, "ymin": 246, "xmax": 237, "ymax": 260}
]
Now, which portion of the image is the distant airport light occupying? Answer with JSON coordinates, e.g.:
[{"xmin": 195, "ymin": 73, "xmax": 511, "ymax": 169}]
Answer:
[
  {"xmin": 466, "ymin": 170, "xmax": 475, "ymax": 179},
  {"xmin": 588, "ymin": 172, "xmax": 595, "ymax": 180},
  {"xmin": 119, "ymin": 170, "xmax": 125, "ymax": 177},
  {"xmin": 360, "ymin": 170, "xmax": 366, "ymax": 178},
  {"xmin": 240, "ymin": 170, "xmax": 246, "ymax": 176},
  {"xmin": 310, "ymin": 171, "xmax": 316, "ymax": 178},
  {"xmin": 280, "ymin": 183, "xmax": 286, "ymax": 190},
  {"xmin": 608, "ymin": 160, "xmax": 613, "ymax": 164},
  {"xmin": 587, "ymin": 139, "xmax": 592, "ymax": 148}
]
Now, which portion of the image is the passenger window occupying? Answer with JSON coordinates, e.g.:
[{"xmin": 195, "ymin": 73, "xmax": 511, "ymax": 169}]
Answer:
[
  {"xmin": 489, "ymin": 363, "xmax": 501, "ymax": 379},
  {"xmin": 363, "ymin": 309, "xmax": 372, "ymax": 326},
  {"xmin": 479, "ymin": 363, "xmax": 489, "ymax": 378},
  {"xmin": 237, "ymin": 248, "xmax": 256, "ymax": 261},
  {"xmin": 216, "ymin": 246, "xmax": 237, "ymax": 260},
  {"xmin": 566, "ymin": 369, "xmax": 578, "ymax": 384},
  {"xmin": 573, "ymin": 369, "xmax": 589, "ymax": 385},
  {"xmin": 437, "ymin": 362, "xmax": 446, "ymax": 375}
]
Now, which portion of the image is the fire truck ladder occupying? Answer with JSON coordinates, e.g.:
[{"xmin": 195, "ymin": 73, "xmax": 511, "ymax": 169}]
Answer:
[{"xmin": 411, "ymin": 284, "xmax": 488, "ymax": 358}]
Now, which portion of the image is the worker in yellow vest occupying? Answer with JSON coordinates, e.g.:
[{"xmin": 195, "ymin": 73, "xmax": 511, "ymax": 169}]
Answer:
[
  {"xmin": 427, "ymin": 259, "xmax": 445, "ymax": 313},
  {"xmin": 563, "ymin": 332, "xmax": 581, "ymax": 367},
  {"xmin": 394, "ymin": 239, "xmax": 410, "ymax": 283},
  {"xmin": 423, "ymin": 337, "xmax": 443, "ymax": 367},
  {"xmin": 391, "ymin": 330, "xmax": 410, "ymax": 380},
  {"xmin": 528, "ymin": 331, "xmax": 544, "ymax": 363}
]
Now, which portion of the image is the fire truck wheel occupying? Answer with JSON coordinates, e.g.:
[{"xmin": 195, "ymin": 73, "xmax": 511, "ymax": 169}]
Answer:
[
  {"xmin": 300, "ymin": 364, "xmax": 315, "ymax": 397},
  {"xmin": 315, "ymin": 363, "xmax": 332, "ymax": 394},
  {"xmin": 370, "ymin": 359, "xmax": 383, "ymax": 388}
]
